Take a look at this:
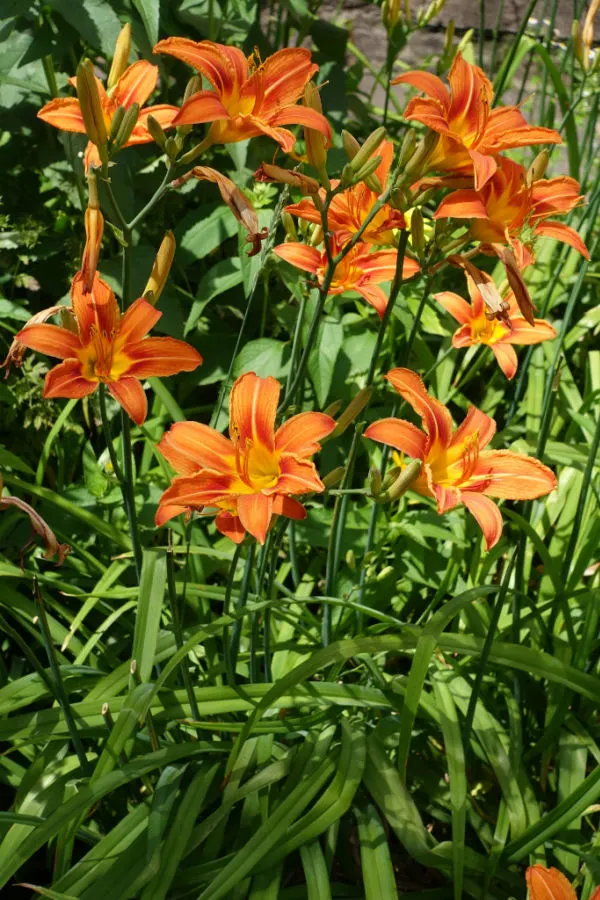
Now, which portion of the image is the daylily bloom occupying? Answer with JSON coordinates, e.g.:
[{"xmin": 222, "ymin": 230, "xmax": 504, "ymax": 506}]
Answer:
[
  {"xmin": 15, "ymin": 274, "xmax": 202, "ymax": 426},
  {"xmin": 526, "ymin": 865, "xmax": 600, "ymax": 900},
  {"xmin": 273, "ymin": 239, "xmax": 419, "ymax": 318},
  {"xmin": 155, "ymin": 372, "xmax": 335, "ymax": 543},
  {"xmin": 364, "ymin": 368, "xmax": 557, "ymax": 549},
  {"xmin": 283, "ymin": 138, "xmax": 406, "ymax": 246},
  {"xmin": 38, "ymin": 57, "xmax": 179, "ymax": 172},
  {"xmin": 434, "ymin": 156, "xmax": 589, "ymax": 265},
  {"xmin": 393, "ymin": 52, "xmax": 561, "ymax": 189},
  {"xmin": 154, "ymin": 39, "xmax": 331, "ymax": 154},
  {"xmin": 435, "ymin": 271, "xmax": 557, "ymax": 379}
]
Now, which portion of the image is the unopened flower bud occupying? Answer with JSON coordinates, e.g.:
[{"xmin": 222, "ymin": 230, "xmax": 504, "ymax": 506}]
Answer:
[
  {"xmin": 342, "ymin": 129, "xmax": 384, "ymax": 193},
  {"xmin": 176, "ymin": 75, "xmax": 204, "ymax": 137},
  {"xmin": 304, "ymin": 82, "xmax": 329, "ymax": 188},
  {"xmin": 526, "ymin": 149, "xmax": 549, "ymax": 186},
  {"xmin": 403, "ymin": 130, "xmax": 439, "ymax": 181},
  {"xmin": 109, "ymin": 105, "xmax": 126, "ymax": 142},
  {"xmin": 76, "ymin": 59, "xmax": 108, "ymax": 148},
  {"xmin": 382, "ymin": 0, "xmax": 401, "ymax": 30},
  {"xmin": 456, "ymin": 28, "xmax": 474, "ymax": 55},
  {"xmin": 310, "ymin": 224, "xmax": 324, "ymax": 247},
  {"xmin": 342, "ymin": 129, "xmax": 361, "ymax": 161},
  {"xmin": 420, "ymin": 0, "xmax": 445, "ymax": 25},
  {"xmin": 146, "ymin": 114, "xmax": 168, "ymax": 150},
  {"xmin": 369, "ymin": 467, "xmax": 383, "ymax": 497},
  {"xmin": 346, "ymin": 549, "xmax": 356, "ymax": 569},
  {"xmin": 349, "ymin": 127, "xmax": 386, "ymax": 174},
  {"xmin": 397, "ymin": 129, "xmax": 417, "ymax": 170},
  {"xmin": 255, "ymin": 162, "xmax": 320, "ymax": 195},
  {"xmin": 143, "ymin": 231, "xmax": 176, "ymax": 305},
  {"xmin": 323, "ymin": 398, "xmax": 343, "ymax": 418},
  {"xmin": 332, "ymin": 388, "xmax": 372, "ymax": 437},
  {"xmin": 112, "ymin": 102, "xmax": 140, "ymax": 151},
  {"xmin": 281, "ymin": 211, "xmax": 298, "ymax": 240},
  {"xmin": 340, "ymin": 162, "xmax": 355, "ymax": 190},
  {"xmin": 81, "ymin": 169, "xmax": 103, "ymax": 292},
  {"xmin": 164, "ymin": 135, "xmax": 181, "ymax": 161},
  {"xmin": 582, "ymin": 0, "xmax": 600, "ymax": 70},
  {"xmin": 410, "ymin": 207, "xmax": 425, "ymax": 258},
  {"xmin": 377, "ymin": 459, "xmax": 421, "ymax": 503},
  {"xmin": 108, "ymin": 23, "xmax": 131, "ymax": 90},
  {"xmin": 353, "ymin": 156, "xmax": 383, "ymax": 190},
  {"xmin": 377, "ymin": 565, "xmax": 394, "ymax": 581},
  {"xmin": 322, "ymin": 466, "xmax": 345, "ymax": 488},
  {"xmin": 443, "ymin": 20, "xmax": 455, "ymax": 57},
  {"xmin": 390, "ymin": 185, "xmax": 408, "ymax": 210}
]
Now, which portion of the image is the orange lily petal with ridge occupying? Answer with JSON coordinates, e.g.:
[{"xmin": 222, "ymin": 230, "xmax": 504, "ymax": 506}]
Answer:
[
  {"xmin": 429, "ymin": 480, "xmax": 462, "ymax": 513},
  {"xmin": 452, "ymin": 323, "xmax": 474, "ymax": 348},
  {"xmin": 434, "ymin": 291, "xmax": 472, "ymax": 324},
  {"xmin": 469, "ymin": 149, "xmax": 498, "ymax": 191},
  {"xmin": 355, "ymin": 284, "xmax": 389, "ymax": 318},
  {"xmin": 37, "ymin": 98, "xmax": 86, "ymax": 133},
  {"xmin": 284, "ymin": 197, "xmax": 322, "ymax": 227},
  {"xmin": 447, "ymin": 53, "xmax": 493, "ymax": 123},
  {"xmin": 275, "ymin": 411, "xmax": 336, "ymax": 456},
  {"xmin": 534, "ymin": 221, "xmax": 590, "ymax": 259},
  {"xmin": 16, "ymin": 323, "xmax": 81, "ymax": 360},
  {"xmin": 119, "ymin": 298, "xmax": 161, "ymax": 342},
  {"xmin": 364, "ymin": 418, "xmax": 427, "ymax": 460},
  {"xmin": 503, "ymin": 317, "xmax": 557, "ymax": 345},
  {"xmin": 530, "ymin": 175, "xmax": 583, "ymax": 214},
  {"xmin": 476, "ymin": 450, "xmax": 557, "ymax": 499},
  {"xmin": 403, "ymin": 97, "xmax": 451, "ymax": 133},
  {"xmin": 260, "ymin": 47, "xmax": 318, "ymax": 111},
  {"xmin": 238, "ymin": 117, "xmax": 299, "ymax": 152},
  {"xmin": 71, "ymin": 272, "xmax": 119, "ymax": 341},
  {"xmin": 108, "ymin": 377, "xmax": 148, "ymax": 426},
  {"xmin": 154, "ymin": 38, "xmax": 246, "ymax": 96},
  {"xmin": 157, "ymin": 471, "xmax": 239, "ymax": 520},
  {"xmin": 128, "ymin": 105, "xmax": 181, "ymax": 143},
  {"xmin": 158, "ymin": 421, "xmax": 235, "ymax": 476},
  {"xmin": 215, "ymin": 510, "xmax": 246, "ymax": 543},
  {"xmin": 270, "ymin": 106, "xmax": 332, "ymax": 143},
  {"xmin": 448, "ymin": 405, "xmax": 496, "ymax": 452},
  {"xmin": 125, "ymin": 337, "xmax": 203, "ymax": 378},
  {"xmin": 237, "ymin": 493, "xmax": 273, "ymax": 544},
  {"xmin": 386, "ymin": 368, "xmax": 454, "ymax": 451},
  {"xmin": 526, "ymin": 865, "xmax": 577, "ymax": 900},
  {"xmin": 461, "ymin": 492, "xmax": 503, "ymax": 550},
  {"xmin": 434, "ymin": 190, "xmax": 489, "ymax": 219},
  {"xmin": 230, "ymin": 371, "xmax": 280, "ymax": 452},
  {"xmin": 273, "ymin": 454, "xmax": 325, "ymax": 495},
  {"xmin": 273, "ymin": 242, "xmax": 321, "ymax": 274},
  {"xmin": 392, "ymin": 70, "xmax": 450, "ymax": 107},
  {"xmin": 272, "ymin": 495, "xmax": 307, "ymax": 520},
  {"xmin": 490, "ymin": 342, "xmax": 518, "ymax": 379},
  {"xmin": 44, "ymin": 360, "xmax": 96, "ymax": 399},
  {"xmin": 173, "ymin": 92, "xmax": 230, "ymax": 127},
  {"xmin": 113, "ymin": 60, "xmax": 158, "ymax": 108},
  {"xmin": 482, "ymin": 106, "xmax": 561, "ymax": 151}
]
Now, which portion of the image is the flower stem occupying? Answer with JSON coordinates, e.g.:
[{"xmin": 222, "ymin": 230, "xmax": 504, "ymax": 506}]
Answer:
[{"xmin": 166, "ymin": 541, "xmax": 200, "ymax": 721}]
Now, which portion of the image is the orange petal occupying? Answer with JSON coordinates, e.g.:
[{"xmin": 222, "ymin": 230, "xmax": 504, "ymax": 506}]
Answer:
[
  {"xmin": 534, "ymin": 221, "xmax": 590, "ymax": 259},
  {"xmin": 108, "ymin": 377, "xmax": 148, "ymax": 426},
  {"xmin": 158, "ymin": 421, "xmax": 235, "ymax": 475},
  {"xmin": 391, "ymin": 70, "xmax": 450, "ymax": 108},
  {"xmin": 229, "ymin": 372, "xmax": 280, "ymax": 452},
  {"xmin": 364, "ymin": 418, "xmax": 427, "ymax": 460},
  {"xmin": 452, "ymin": 323, "xmax": 473, "ymax": 348},
  {"xmin": 272, "ymin": 242, "xmax": 321, "ymax": 274},
  {"xmin": 461, "ymin": 492, "xmax": 503, "ymax": 550},
  {"xmin": 376, "ymin": 138, "xmax": 395, "ymax": 187},
  {"xmin": 491, "ymin": 342, "xmax": 518, "ymax": 379},
  {"xmin": 37, "ymin": 97, "xmax": 86, "ymax": 133},
  {"xmin": 275, "ymin": 411, "xmax": 336, "ymax": 456},
  {"xmin": 240, "ymin": 117, "xmax": 298, "ymax": 153},
  {"xmin": 447, "ymin": 53, "xmax": 493, "ymax": 124},
  {"xmin": 476, "ymin": 450, "xmax": 557, "ymax": 499},
  {"xmin": 113, "ymin": 60, "xmax": 158, "ymax": 109},
  {"xmin": 284, "ymin": 198, "xmax": 322, "ymax": 227},
  {"xmin": 469, "ymin": 148, "xmax": 497, "ymax": 191},
  {"xmin": 44, "ymin": 360, "xmax": 96, "ymax": 399},
  {"xmin": 215, "ymin": 509, "xmax": 246, "ymax": 543},
  {"xmin": 530, "ymin": 175, "xmax": 584, "ymax": 214},
  {"xmin": 434, "ymin": 190, "xmax": 488, "ymax": 219},
  {"xmin": 84, "ymin": 142, "xmax": 101, "ymax": 174},
  {"xmin": 260, "ymin": 47, "xmax": 318, "ymax": 111},
  {"xmin": 16, "ymin": 323, "xmax": 82, "ymax": 360},
  {"xmin": 119, "ymin": 298, "xmax": 161, "ymax": 343},
  {"xmin": 153, "ymin": 38, "xmax": 247, "ymax": 96},
  {"xmin": 127, "ymin": 105, "xmax": 180, "ymax": 143},
  {"xmin": 155, "ymin": 499, "xmax": 191, "ymax": 528},
  {"xmin": 434, "ymin": 290, "xmax": 472, "ymax": 325},
  {"xmin": 173, "ymin": 91, "xmax": 230, "ymax": 127},
  {"xmin": 272, "ymin": 495, "xmax": 306, "ymax": 520},
  {"xmin": 157, "ymin": 471, "xmax": 238, "ymax": 519},
  {"xmin": 385, "ymin": 368, "xmax": 454, "ymax": 452},
  {"xmin": 526, "ymin": 865, "xmax": 578, "ymax": 900},
  {"xmin": 449, "ymin": 406, "xmax": 496, "ymax": 452},
  {"xmin": 125, "ymin": 337, "xmax": 203, "ymax": 378},
  {"xmin": 236, "ymin": 493, "xmax": 273, "ymax": 544},
  {"xmin": 270, "ymin": 106, "xmax": 332, "ymax": 144},
  {"xmin": 71, "ymin": 273, "xmax": 118, "ymax": 341},
  {"xmin": 429, "ymin": 481, "xmax": 462, "ymax": 513},
  {"xmin": 402, "ymin": 96, "xmax": 451, "ymax": 133},
  {"xmin": 355, "ymin": 284, "xmax": 389, "ymax": 318},
  {"xmin": 483, "ymin": 107, "xmax": 562, "ymax": 151},
  {"xmin": 273, "ymin": 455, "xmax": 325, "ymax": 495},
  {"xmin": 503, "ymin": 317, "xmax": 557, "ymax": 345}
]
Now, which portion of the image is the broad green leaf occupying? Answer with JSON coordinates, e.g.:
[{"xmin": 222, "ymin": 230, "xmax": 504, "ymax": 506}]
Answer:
[
  {"xmin": 233, "ymin": 338, "xmax": 290, "ymax": 379},
  {"xmin": 354, "ymin": 803, "xmax": 398, "ymax": 900},
  {"xmin": 46, "ymin": 0, "xmax": 121, "ymax": 55},
  {"xmin": 186, "ymin": 257, "xmax": 243, "ymax": 334},
  {"xmin": 132, "ymin": 0, "xmax": 160, "ymax": 45},
  {"xmin": 308, "ymin": 315, "xmax": 343, "ymax": 407}
]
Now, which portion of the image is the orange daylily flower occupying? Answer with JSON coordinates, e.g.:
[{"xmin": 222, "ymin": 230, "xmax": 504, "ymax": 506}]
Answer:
[
  {"xmin": 155, "ymin": 372, "xmax": 335, "ymax": 543},
  {"xmin": 16, "ymin": 274, "xmax": 202, "ymax": 426},
  {"xmin": 435, "ymin": 271, "xmax": 557, "ymax": 379},
  {"xmin": 433, "ymin": 156, "xmax": 589, "ymax": 265},
  {"xmin": 364, "ymin": 368, "xmax": 557, "ymax": 549},
  {"xmin": 393, "ymin": 52, "xmax": 561, "ymax": 190},
  {"xmin": 283, "ymin": 138, "xmax": 406, "ymax": 246},
  {"xmin": 38, "ymin": 60, "xmax": 179, "ymax": 172},
  {"xmin": 526, "ymin": 865, "xmax": 600, "ymax": 900},
  {"xmin": 273, "ymin": 240, "xmax": 419, "ymax": 318},
  {"xmin": 154, "ymin": 39, "xmax": 331, "ymax": 154}
]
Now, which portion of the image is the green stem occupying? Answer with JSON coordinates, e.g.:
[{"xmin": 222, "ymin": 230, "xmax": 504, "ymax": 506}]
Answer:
[
  {"xmin": 120, "ymin": 411, "xmax": 142, "ymax": 581},
  {"xmin": 33, "ymin": 579, "xmax": 90, "ymax": 775},
  {"xmin": 98, "ymin": 385, "xmax": 124, "ymax": 484},
  {"xmin": 223, "ymin": 543, "xmax": 244, "ymax": 687},
  {"xmin": 166, "ymin": 542, "xmax": 201, "ymax": 721},
  {"xmin": 229, "ymin": 543, "xmax": 257, "ymax": 680},
  {"xmin": 127, "ymin": 164, "xmax": 177, "ymax": 231}
]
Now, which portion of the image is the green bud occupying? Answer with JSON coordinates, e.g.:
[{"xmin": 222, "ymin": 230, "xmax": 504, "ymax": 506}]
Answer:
[
  {"xmin": 354, "ymin": 155, "xmax": 383, "ymax": 186},
  {"xmin": 346, "ymin": 549, "xmax": 356, "ymax": 570},
  {"xmin": 112, "ymin": 102, "xmax": 140, "ymax": 151},
  {"xmin": 281, "ymin": 211, "xmax": 297, "ymax": 240},
  {"xmin": 76, "ymin": 59, "xmax": 107, "ymax": 148},
  {"xmin": 410, "ymin": 207, "xmax": 425, "ymax": 258},
  {"xmin": 377, "ymin": 459, "xmax": 421, "ymax": 503},
  {"xmin": 526, "ymin": 149, "xmax": 549, "ymax": 186},
  {"xmin": 146, "ymin": 114, "xmax": 168, "ymax": 150},
  {"xmin": 322, "ymin": 466, "xmax": 345, "ymax": 489},
  {"xmin": 164, "ymin": 135, "xmax": 181, "ymax": 161},
  {"xmin": 109, "ymin": 105, "xmax": 126, "ymax": 142},
  {"xmin": 332, "ymin": 387, "xmax": 372, "ymax": 437},
  {"xmin": 342, "ymin": 129, "xmax": 361, "ymax": 161},
  {"xmin": 369, "ymin": 467, "xmax": 383, "ymax": 498},
  {"xmin": 397, "ymin": 129, "xmax": 417, "ymax": 168},
  {"xmin": 377, "ymin": 565, "xmax": 394, "ymax": 581},
  {"xmin": 403, "ymin": 130, "xmax": 439, "ymax": 181},
  {"xmin": 349, "ymin": 126, "xmax": 386, "ymax": 174}
]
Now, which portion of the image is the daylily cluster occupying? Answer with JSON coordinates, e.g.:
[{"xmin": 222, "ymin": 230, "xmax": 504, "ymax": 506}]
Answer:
[{"xmin": 21, "ymin": 29, "xmax": 587, "ymax": 551}]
